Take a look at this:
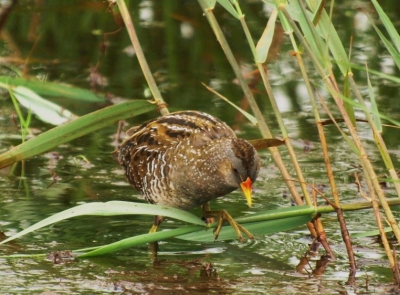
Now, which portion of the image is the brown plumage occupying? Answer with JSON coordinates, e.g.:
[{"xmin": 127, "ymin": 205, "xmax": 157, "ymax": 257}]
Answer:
[{"xmin": 117, "ymin": 110, "xmax": 261, "ymax": 241}]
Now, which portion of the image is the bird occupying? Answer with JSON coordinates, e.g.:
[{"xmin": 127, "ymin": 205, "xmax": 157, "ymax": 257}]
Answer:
[{"xmin": 116, "ymin": 110, "xmax": 261, "ymax": 242}]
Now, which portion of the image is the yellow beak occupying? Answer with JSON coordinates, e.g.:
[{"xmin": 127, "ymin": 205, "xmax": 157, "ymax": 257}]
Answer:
[{"xmin": 240, "ymin": 177, "xmax": 253, "ymax": 208}]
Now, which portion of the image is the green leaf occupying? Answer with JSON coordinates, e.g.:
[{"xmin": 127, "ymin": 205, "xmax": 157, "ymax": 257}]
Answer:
[
  {"xmin": 0, "ymin": 100, "xmax": 154, "ymax": 168},
  {"xmin": 80, "ymin": 215, "xmax": 312, "ymax": 256},
  {"xmin": 234, "ymin": 205, "xmax": 316, "ymax": 222},
  {"xmin": 278, "ymin": 5, "xmax": 293, "ymax": 34},
  {"xmin": 0, "ymin": 201, "xmax": 205, "ymax": 245},
  {"xmin": 178, "ymin": 205, "xmax": 315, "ymax": 242},
  {"xmin": 0, "ymin": 76, "xmax": 105, "ymax": 102},
  {"xmin": 369, "ymin": 22, "xmax": 400, "ymax": 70},
  {"xmin": 178, "ymin": 215, "xmax": 311, "ymax": 242},
  {"xmin": 340, "ymin": 62, "xmax": 400, "ymax": 84},
  {"xmin": 77, "ymin": 225, "xmax": 204, "ymax": 258},
  {"xmin": 79, "ymin": 205, "xmax": 315, "ymax": 256},
  {"xmin": 285, "ymin": 1, "xmax": 329, "ymax": 70},
  {"xmin": 352, "ymin": 226, "xmax": 392, "ymax": 238},
  {"xmin": 217, "ymin": 0, "xmax": 240, "ymax": 19},
  {"xmin": 371, "ymin": 0, "xmax": 400, "ymax": 54},
  {"xmin": 343, "ymin": 73, "xmax": 356, "ymax": 127},
  {"xmin": 1, "ymin": 205, "xmax": 315, "ymax": 257},
  {"xmin": 312, "ymin": 3, "xmax": 349, "ymax": 75},
  {"xmin": 366, "ymin": 65, "xmax": 382, "ymax": 132},
  {"xmin": 202, "ymin": 83, "xmax": 258, "ymax": 126},
  {"xmin": 284, "ymin": 0, "xmax": 350, "ymax": 74},
  {"xmin": 11, "ymin": 86, "xmax": 78, "ymax": 125},
  {"xmin": 256, "ymin": 8, "xmax": 278, "ymax": 63}
]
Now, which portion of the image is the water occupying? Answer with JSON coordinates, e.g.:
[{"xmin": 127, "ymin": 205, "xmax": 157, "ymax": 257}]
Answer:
[{"xmin": 1, "ymin": 0, "xmax": 400, "ymax": 293}]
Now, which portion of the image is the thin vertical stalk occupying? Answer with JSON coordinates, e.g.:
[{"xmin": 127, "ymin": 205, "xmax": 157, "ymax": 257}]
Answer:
[
  {"xmin": 258, "ymin": 64, "xmax": 311, "ymax": 206},
  {"xmin": 362, "ymin": 160, "xmax": 399, "ymax": 282},
  {"xmin": 280, "ymin": 3, "xmax": 400, "ymax": 281},
  {"xmin": 348, "ymin": 75, "xmax": 400, "ymax": 198},
  {"xmin": 116, "ymin": 0, "xmax": 169, "ymax": 115},
  {"xmin": 201, "ymin": 7, "xmax": 303, "ymax": 203},
  {"xmin": 294, "ymin": 47, "xmax": 357, "ymax": 267},
  {"xmin": 238, "ymin": 15, "xmax": 312, "ymax": 206}
]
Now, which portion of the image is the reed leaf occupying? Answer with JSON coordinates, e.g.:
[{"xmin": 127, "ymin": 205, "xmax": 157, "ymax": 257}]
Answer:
[
  {"xmin": 371, "ymin": 0, "xmax": 400, "ymax": 54},
  {"xmin": 346, "ymin": 63, "xmax": 400, "ymax": 84},
  {"xmin": 256, "ymin": 8, "xmax": 278, "ymax": 63},
  {"xmin": 286, "ymin": 1, "xmax": 329, "ymax": 71},
  {"xmin": 343, "ymin": 72, "xmax": 356, "ymax": 128},
  {"xmin": 77, "ymin": 225, "xmax": 204, "ymax": 257},
  {"xmin": 0, "ymin": 100, "xmax": 154, "ymax": 168},
  {"xmin": 369, "ymin": 22, "xmax": 400, "ymax": 70},
  {"xmin": 0, "ymin": 201, "xmax": 205, "ymax": 245},
  {"xmin": 178, "ymin": 215, "xmax": 311, "ymax": 242},
  {"xmin": 74, "ymin": 206, "xmax": 315, "ymax": 256},
  {"xmin": 352, "ymin": 227, "xmax": 393, "ymax": 238},
  {"xmin": 0, "ymin": 76, "xmax": 106, "ymax": 102},
  {"xmin": 216, "ymin": 0, "xmax": 239, "ymax": 19},
  {"xmin": 202, "ymin": 83, "xmax": 258, "ymax": 126},
  {"xmin": 306, "ymin": 0, "xmax": 349, "ymax": 75},
  {"xmin": 366, "ymin": 65, "xmax": 382, "ymax": 133},
  {"xmin": 10, "ymin": 86, "xmax": 78, "ymax": 125}
]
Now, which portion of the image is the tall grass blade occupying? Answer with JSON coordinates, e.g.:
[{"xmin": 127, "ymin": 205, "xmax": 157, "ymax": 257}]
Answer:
[
  {"xmin": 343, "ymin": 73, "xmax": 356, "ymax": 127},
  {"xmin": 369, "ymin": 22, "xmax": 400, "ymax": 70},
  {"xmin": 308, "ymin": 0, "xmax": 349, "ymax": 75},
  {"xmin": 371, "ymin": 0, "xmax": 400, "ymax": 53},
  {"xmin": 286, "ymin": 1, "xmax": 329, "ymax": 70},
  {"xmin": 366, "ymin": 65, "xmax": 382, "ymax": 132},
  {"xmin": 202, "ymin": 83, "xmax": 258, "ymax": 126},
  {"xmin": 8, "ymin": 88, "xmax": 31, "ymax": 141},
  {"xmin": 346, "ymin": 63, "xmax": 400, "ymax": 84}
]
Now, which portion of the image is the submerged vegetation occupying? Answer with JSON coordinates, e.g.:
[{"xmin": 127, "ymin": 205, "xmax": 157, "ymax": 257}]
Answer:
[{"xmin": 1, "ymin": 0, "xmax": 400, "ymax": 292}]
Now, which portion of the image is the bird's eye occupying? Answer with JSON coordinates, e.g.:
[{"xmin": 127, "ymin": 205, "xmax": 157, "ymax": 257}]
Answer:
[{"xmin": 233, "ymin": 168, "xmax": 239, "ymax": 174}]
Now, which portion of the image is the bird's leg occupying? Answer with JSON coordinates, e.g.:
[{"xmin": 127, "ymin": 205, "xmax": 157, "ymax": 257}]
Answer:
[
  {"xmin": 201, "ymin": 204, "xmax": 254, "ymax": 243},
  {"xmin": 149, "ymin": 215, "xmax": 165, "ymax": 233},
  {"xmin": 201, "ymin": 202, "xmax": 215, "ymax": 224},
  {"xmin": 148, "ymin": 215, "xmax": 165, "ymax": 260}
]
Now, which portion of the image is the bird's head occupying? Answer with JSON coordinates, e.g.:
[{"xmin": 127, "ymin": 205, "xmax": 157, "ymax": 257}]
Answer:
[{"xmin": 220, "ymin": 138, "xmax": 260, "ymax": 207}]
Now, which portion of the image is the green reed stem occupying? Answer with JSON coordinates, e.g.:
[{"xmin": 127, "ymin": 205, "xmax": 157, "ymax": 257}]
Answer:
[
  {"xmin": 348, "ymin": 75, "xmax": 400, "ymax": 198},
  {"xmin": 280, "ymin": 1, "xmax": 400, "ymax": 279},
  {"xmin": 238, "ymin": 14, "xmax": 311, "ymax": 206},
  {"xmin": 198, "ymin": 3, "xmax": 302, "ymax": 203},
  {"xmin": 116, "ymin": 0, "xmax": 169, "ymax": 115}
]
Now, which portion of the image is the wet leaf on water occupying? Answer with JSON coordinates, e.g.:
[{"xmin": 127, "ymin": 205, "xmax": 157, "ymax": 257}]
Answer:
[
  {"xmin": 0, "ymin": 201, "xmax": 205, "ymax": 245},
  {"xmin": 11, "ymin": 86, "xmax": 78, "ymax": 125}
]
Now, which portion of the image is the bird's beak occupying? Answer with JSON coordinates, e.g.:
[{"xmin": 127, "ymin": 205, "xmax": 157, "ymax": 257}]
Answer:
[{"xmin": 240, "ymin": 177, "xmax": 253, "ymax": 208}]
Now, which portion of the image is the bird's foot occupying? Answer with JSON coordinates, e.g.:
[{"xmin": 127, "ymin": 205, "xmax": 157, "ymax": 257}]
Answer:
[{"xmin": 202, "ymin": 208, "xmax": 254, "ymax": 242}]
